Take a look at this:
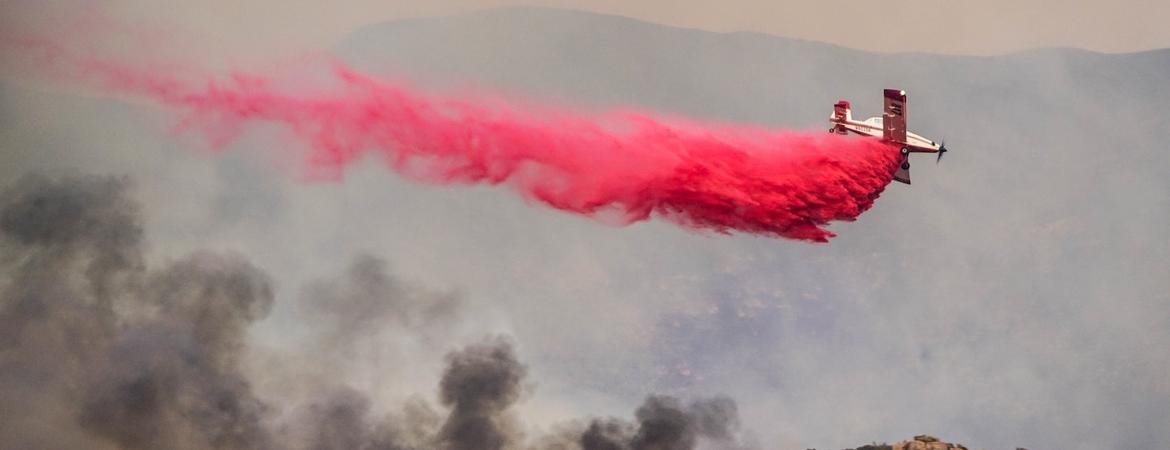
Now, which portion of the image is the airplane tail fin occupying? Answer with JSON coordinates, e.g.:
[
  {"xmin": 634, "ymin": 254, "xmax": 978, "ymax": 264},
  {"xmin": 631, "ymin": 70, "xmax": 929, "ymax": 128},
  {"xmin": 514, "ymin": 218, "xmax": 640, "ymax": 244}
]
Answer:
[
  {"xmin": 832, "ymin": 100, "xmax": 852, "ymax": 121},
  {"xmin": 882, "ymin": 89, "xmax": 907, "ymax": 143},
  {"xmin": 830, "ymin": 100, "xmax": 851, "ymax": 134}
]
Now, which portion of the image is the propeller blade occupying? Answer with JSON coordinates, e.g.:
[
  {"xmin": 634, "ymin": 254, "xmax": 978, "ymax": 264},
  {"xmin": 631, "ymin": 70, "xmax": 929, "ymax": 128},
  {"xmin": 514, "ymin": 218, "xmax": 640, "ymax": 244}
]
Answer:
[{"xmin": 936, "ymin": 140, "xmax": 947, "ymax": 164}]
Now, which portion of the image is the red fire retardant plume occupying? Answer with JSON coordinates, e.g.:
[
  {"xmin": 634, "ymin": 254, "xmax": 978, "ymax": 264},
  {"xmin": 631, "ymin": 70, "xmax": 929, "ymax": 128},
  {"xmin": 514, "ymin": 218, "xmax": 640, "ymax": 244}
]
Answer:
[{"xmin": 22, "ymin": 43, "xmax": 902, "ymax": 241}]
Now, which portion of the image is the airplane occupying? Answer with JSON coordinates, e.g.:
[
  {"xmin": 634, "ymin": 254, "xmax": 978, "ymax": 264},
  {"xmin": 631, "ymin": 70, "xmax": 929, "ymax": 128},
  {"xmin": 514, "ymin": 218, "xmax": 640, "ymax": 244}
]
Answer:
[{"xmin": 829, "ymin": 89, "xmax": 947, "ymax": 184}]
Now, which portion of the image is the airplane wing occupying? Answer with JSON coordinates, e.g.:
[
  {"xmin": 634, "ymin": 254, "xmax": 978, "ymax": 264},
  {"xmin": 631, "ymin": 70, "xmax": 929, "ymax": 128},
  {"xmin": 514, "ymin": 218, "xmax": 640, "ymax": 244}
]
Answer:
[{"xmin": 883, "ymin": 89, "xmax": 907, "ymax": 143}]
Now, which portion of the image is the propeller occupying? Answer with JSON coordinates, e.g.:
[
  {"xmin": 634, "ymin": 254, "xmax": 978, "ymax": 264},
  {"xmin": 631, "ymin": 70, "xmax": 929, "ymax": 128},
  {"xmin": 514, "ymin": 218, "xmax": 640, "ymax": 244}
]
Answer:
[{"xmin": 936, "ymin": 140, "xmax": 948, "ymax": 164}]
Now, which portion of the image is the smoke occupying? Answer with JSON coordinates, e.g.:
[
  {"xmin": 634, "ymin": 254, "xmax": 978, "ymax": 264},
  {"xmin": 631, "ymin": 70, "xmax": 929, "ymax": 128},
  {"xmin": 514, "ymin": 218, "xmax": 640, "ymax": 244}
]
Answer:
[
  {"xmin": 0, "ymin": 173, "xmax": 752, "ymax": 449},
  {"xmin": 6, "ymin": 39, "xmax": 900, "ymax": 242},
  {"xmin": 437, "ymin": 337, "xmax": 528, "ymax": 450},
  {"xmin": 0, "ymin": 174, "xmax": 144, "ymax": 449},
  {"xmin": 300, "ymin": 254, "xmax": 461, "ymax": 351},
  {"xmin": 581, "ymin": 419, "xmax": 636, "ymax": 450},
  {"xmin": 285, "ymin": 386, "xmax": 435, "ymax": 450},
  {"xmin": 0, "ymin": 173, "xmax": 141, "ymax": 342},
  {"xmin": 0, "ymin": 175, "xmax": 273, "ymax": 449},
  {"xmin": 575, "ymin": 395, "xmax": 746, "ymax": 450},
  {"xmin": 78, "ymin": 252, "xmax": 276, "ymax": 450}
]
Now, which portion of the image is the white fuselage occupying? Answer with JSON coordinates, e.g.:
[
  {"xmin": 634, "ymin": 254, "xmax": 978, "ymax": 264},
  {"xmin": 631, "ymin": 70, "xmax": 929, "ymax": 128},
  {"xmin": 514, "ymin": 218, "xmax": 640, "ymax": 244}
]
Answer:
[{"xmin": 833, "ymin": 116, "xmax": 941, "ymax": 153}]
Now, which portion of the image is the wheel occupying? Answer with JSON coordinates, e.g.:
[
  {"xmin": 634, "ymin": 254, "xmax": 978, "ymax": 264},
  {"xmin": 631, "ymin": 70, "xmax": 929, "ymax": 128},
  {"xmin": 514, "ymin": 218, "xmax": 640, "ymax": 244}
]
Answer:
[
  {"xmin": 901, "ymin": 162, "xmax": 910, "ymax": 170},
  {"xmin": 900, "ymin": 147, "xmax": 910, "ymax": 155}
]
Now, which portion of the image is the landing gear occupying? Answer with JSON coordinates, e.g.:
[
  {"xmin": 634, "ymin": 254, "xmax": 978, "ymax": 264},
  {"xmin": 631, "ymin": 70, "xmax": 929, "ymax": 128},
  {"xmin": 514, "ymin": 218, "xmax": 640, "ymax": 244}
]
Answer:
[
  {"xmin": 901, "ymin": 161, "xmax": 911, "ymax": 170},
  {"xmin": 900, "ymin": 147, "xmax": 911, "ymax": 156}
]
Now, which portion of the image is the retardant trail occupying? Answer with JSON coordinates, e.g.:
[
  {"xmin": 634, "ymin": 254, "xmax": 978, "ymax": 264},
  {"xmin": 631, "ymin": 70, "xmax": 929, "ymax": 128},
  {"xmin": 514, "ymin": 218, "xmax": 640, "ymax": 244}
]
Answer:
[{"xmin": 15, "ymin": 41, "xmax": 901, "ymax": 241}]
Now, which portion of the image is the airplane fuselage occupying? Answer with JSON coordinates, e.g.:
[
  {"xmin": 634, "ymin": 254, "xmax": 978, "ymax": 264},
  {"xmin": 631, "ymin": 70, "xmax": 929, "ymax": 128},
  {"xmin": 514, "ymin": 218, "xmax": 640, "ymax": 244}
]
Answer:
[{"xmin": 831, "ymin": 116, "xmax": 942, "ymax": 154}]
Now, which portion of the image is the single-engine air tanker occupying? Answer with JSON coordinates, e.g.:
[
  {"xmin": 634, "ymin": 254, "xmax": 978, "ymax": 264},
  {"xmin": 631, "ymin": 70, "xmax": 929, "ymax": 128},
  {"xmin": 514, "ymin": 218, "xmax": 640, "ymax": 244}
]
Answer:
[{"xmin": 829, "ymin": 89, "xmax": 948, "ymax": 184}]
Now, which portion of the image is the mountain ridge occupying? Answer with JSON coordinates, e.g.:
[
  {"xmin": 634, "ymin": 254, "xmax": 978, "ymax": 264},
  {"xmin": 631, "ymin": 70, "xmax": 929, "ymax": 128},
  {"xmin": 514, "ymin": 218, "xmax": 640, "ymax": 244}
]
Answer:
[{"xmin": 343, "ymin": 6, "xmax": 1170, "ymax": 58}]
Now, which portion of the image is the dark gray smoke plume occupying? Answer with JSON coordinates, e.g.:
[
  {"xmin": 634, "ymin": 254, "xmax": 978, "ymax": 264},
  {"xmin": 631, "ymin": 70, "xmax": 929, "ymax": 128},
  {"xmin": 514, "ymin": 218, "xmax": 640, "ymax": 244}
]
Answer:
[
  {"xmin": 79, "ymin": 251, "xmax": 275, "ymax": 450},
  {"xmin": 580, "ymin": 419, "xmax": 636, "ymax": 450},
  {"xmin": 577, "ymin": 395, "xmax": 744, "ymax": 450},
  {"xmin": 0, "ymin": 174, "xmax": 140, "ymax": 351},
  {"xmin": 0, "ymin": 175, "xmax": 272, "ymax": 449},
  {"xmin": 0, "ymin": 174, "xmax": 144, "ymax": 449},
  {"xmin": 0, "ymin": 173, "xmax": 748, "ymax": 450},
  {"xmin": 438, "ymin": 336, "xmax": 528, "ymax": 450}
]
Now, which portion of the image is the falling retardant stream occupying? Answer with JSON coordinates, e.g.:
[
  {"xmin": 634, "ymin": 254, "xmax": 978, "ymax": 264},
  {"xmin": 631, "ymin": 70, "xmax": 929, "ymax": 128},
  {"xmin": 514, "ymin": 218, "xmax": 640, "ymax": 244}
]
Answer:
[{"xmin": 10, "ymin": 39, "xmax": 901, "ymax": 242}]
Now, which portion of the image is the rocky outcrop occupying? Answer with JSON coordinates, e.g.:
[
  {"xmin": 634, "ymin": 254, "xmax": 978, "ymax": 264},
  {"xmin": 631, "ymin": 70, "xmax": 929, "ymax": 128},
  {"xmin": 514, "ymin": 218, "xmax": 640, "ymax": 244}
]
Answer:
[
  {"xmin": 836, "ymin": 434, "xmax": 1023, "ymax": 450},
  {"xmin": 891, "ymin": 435, "xmax": 967, "ymax": 450}
]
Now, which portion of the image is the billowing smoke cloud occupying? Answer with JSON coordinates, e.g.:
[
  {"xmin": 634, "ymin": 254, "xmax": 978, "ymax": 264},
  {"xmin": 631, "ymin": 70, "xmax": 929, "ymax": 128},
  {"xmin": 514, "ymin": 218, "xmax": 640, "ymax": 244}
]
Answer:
[
  {"xmin": 0, "ymin": 174, "xmax": 142, "ymax": 449},
  {"xmin": 7, "ymin": 39, "xmax": 899, "ymax": 242},
  {"xmin": 79, "ymin": 252, "xmax": 275, "ymax": 450},
  {"xmin": 577, "ymin": 395, "xmax": 746, "ymax": 450},
  {"xmin": 436, "ymin": 337, "xmax": 527, "ymax": 450},
  {"xmin": 0, "ymin": 173, "xmax": 752, "ymax": 449},
  {"xmin": 0, "ymin": 175, "xmax": 272, "ymax": 449}
]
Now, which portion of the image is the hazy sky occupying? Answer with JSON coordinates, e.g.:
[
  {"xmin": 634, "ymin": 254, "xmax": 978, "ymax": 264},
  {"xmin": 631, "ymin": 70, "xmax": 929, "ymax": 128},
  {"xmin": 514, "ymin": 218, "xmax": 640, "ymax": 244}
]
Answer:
[
  {"xmin": 3, "ymin": 2, "xmax": 1169, "ymax": 449},
  {"xmin": 10, "ymin": 0, "xmax": 1170, "ymax": 59}
]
